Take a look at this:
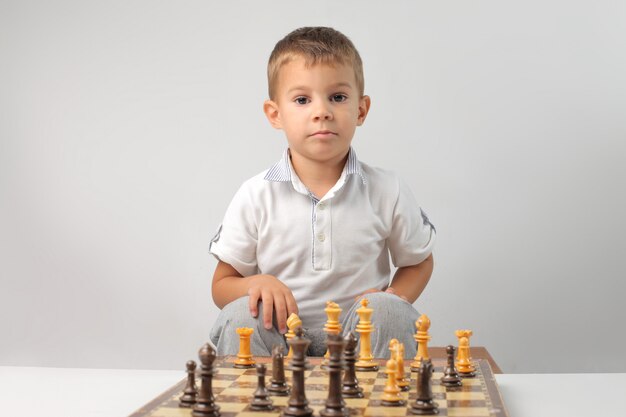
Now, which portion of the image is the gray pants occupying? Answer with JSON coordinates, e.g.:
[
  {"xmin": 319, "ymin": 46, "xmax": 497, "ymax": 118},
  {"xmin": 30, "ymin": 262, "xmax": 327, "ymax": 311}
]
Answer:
[{"xmin": 209, "ymin": 292, "xmax": 421, "ymax": 359}]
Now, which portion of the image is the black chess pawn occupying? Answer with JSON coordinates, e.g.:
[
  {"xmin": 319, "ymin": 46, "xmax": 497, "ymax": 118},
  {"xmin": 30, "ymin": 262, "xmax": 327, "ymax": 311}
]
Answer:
[
  {"xmin": 192, "ymin": 343, "xmax": 221, "ymax": 417},
  {"xmin": 251, "ymin": 364, "xmax": 274, "ymax": 411},
  {"xmin": 341, "ymin": 332, "xmax": 363, "ymax": 398},
  {"xmin": 410, "ymin": 359, "xmax": 439, "ymax": 415},
  {"xmin": 440, "ymin": 345, "xmax": 462, "ymax": 388},
  {"xmin": 283, "ymin": 327, "xmax": 313, "ymax": 417},
  {"xmin": 269, "ymin": 344, "xmax": 290, "ymax": 396},
  {"xmin": 179, "ymin": 360, "xmax": 198, "ymax": 407}
]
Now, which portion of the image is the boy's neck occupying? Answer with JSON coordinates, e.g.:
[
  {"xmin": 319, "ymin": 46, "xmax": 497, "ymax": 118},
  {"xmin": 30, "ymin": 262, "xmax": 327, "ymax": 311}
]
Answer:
[{"xmin": 289, "ymin": 150, "xmax": 349, "ymax": 198}]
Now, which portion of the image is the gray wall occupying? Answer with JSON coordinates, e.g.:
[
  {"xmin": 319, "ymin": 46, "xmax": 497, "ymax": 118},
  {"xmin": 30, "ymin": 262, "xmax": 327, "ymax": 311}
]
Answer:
[{"xmin": 1, "ymin": 0, "xmax": 625, "ymax": 373}]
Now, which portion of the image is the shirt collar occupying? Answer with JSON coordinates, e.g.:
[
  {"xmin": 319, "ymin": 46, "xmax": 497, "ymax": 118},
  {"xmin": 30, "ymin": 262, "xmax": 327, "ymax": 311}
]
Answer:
[{"xmin": 264, "ymin": 147, "xmax": 367, "ymax": 185}]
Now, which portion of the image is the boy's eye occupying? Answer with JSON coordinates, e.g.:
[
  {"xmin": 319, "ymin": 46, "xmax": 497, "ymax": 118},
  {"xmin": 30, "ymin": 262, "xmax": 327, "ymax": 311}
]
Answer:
[
  {"xmin": 294, "ymin": 97, "xmax": 309, "ymax": 105},
  {"xmin": 331, "ymin": 94, "xmax": 347, "ymax": 102}
]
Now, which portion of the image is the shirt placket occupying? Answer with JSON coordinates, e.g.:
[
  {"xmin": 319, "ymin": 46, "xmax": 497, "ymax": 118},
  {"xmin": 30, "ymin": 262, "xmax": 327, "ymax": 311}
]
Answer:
[{"xmin": 312, "ymin": 199, "xmax": 332, "ymax": 270}]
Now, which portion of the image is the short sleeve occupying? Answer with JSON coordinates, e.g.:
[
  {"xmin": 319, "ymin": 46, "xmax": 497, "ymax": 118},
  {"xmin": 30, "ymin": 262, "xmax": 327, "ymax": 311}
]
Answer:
[
  {"xmin": 387, "ymin": 177, "xmax": 436, "ymax": 267},
  {"xmin": 209, "ymin": 183, "xmax": 259, "ymax": 277}
]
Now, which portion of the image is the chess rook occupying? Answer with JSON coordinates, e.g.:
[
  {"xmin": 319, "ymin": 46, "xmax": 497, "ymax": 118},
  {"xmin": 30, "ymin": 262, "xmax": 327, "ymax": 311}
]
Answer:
[{"xmin": 234, "ymin": 327, "xmax": 255, "ymax": 368}]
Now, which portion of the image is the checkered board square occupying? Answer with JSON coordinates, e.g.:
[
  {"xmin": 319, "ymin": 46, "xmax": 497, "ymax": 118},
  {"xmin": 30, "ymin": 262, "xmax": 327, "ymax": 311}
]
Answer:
[{"xmin": 130, "ymin": 357, "xmax": 509, "ymax": 417}]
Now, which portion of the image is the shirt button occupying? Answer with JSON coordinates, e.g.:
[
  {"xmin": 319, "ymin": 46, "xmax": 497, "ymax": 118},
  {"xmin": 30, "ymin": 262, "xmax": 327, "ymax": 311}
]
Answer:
[
  {"xmin": 317, "ymin": 233, "xmax": 326, "ymax": 242},
  {"xmin": 318, "ymin": 202, "xmax": 326, "ymax": 210}
]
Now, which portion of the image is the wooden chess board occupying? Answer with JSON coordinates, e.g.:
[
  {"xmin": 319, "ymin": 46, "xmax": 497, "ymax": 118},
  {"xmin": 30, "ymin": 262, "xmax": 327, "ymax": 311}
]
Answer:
[{"xmin": 130, "ymin": 356, "xmax": 509, "ymax": 417}]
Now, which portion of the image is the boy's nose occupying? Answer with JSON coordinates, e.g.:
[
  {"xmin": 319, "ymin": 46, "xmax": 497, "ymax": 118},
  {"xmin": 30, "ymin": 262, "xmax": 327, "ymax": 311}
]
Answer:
[{"xmin": 312, "ymin": 103, "xmax": 333, "ymax": 121}]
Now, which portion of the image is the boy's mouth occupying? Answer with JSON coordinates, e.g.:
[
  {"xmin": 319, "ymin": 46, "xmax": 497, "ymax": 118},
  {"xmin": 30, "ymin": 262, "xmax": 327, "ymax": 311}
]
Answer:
[{"xmin": 310, "ymin": 130, "xmax": 337, "ymax": 137}]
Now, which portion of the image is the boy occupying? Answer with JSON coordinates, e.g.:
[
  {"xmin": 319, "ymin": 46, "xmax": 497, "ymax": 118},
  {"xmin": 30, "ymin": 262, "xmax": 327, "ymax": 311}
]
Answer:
[{"xmin": 209, "ymin": 27, "xmax": 435, "ymax": 358}]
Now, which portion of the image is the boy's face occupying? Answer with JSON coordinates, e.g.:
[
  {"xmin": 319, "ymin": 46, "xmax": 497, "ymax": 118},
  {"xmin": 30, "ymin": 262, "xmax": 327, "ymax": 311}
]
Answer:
[{"xmin": 264, "ymin": 57, "xmax": 371, "ymax": 168}]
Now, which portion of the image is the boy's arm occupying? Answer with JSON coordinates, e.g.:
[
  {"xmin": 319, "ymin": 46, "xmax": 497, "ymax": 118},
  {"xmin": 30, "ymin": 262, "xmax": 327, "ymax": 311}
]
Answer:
[
  {"xmin": 211, "ymin": 260, "xmax": 298, "ymax": 334},
  {"xmin": 354, "ymin": 254, "xmax": 434, "ymax": 303},
  {"xmin": 388, "ymin": 254, "xmax": 434, "ymax": 303}
]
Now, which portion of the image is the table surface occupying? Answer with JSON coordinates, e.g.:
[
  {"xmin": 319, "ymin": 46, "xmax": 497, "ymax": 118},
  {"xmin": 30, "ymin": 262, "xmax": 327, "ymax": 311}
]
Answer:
[{"xmin": 1, "ymin": 366, "xmax": 625, "ymax": 417}]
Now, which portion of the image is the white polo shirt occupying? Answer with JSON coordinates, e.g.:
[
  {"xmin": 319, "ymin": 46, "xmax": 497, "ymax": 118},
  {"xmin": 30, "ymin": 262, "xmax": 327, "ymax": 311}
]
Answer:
[{"xmin": 210, "ymin": 148, "xmax": 436, "ymax": 328}]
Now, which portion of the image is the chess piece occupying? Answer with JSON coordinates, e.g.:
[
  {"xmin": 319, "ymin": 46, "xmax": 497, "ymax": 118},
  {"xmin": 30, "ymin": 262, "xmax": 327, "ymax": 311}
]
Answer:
[
  {"xmin": 250, "ymin": 364, "xmax": 274, "ymax": 411},
  {"xmin": 179, "ymin": 360, "xmax": 198, "ymax": 407},
  {"xmin": 283, "ymin": 327, "xmax": 313, "ymax": 417},
  {"xmin": 341, "ymin": 332, "xmax": 363, "ymax": 398},
  {"xmin": 410, "ymin": 358, "xmax": 439, "ymax": 415},
  {"xmin": 411, "ymin": 314, "xmax": 431, "ymax": 372},
  {"xmin": 440, "ymin": 345, "xmax": 462, "ymax": 387},
  {"xmin": 285, "ymin": 313, "xmax": 302, "ymax": 358},
  {"xmin": 354, "ymin": 298, "xmax": 378, "ymax": 371},
  {"xmin": 234, "ymin": 327, "xmax": 255, "ymax": 368},
  {"xmin": 192, "ymin": 343, "xmax": 220, "ymax": 417},
  {"xmin": 320, "ymin": 334, "xmax": 349, "ymax": 417},
  {"xmin": 269, "ymin": 344, "xmax": 290, "ymax": 396},
  {"xmin": 381, "ymin": 358, "xmax": 406, "ymax": 406},
  {"xmin": 389, "ymin": 339, "xmax": 410, "ymax": 391},
  {"xmin": 322, "ymin": 301, "xmax": 342, "ymax": 366},
  {"xmin": 455, "ymin": 330, "xmax": 476, "ymax": 377}
]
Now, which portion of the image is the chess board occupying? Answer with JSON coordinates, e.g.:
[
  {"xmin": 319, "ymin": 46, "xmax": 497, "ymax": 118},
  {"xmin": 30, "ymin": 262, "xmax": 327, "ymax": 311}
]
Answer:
[{"xmin": 130, "ymin": 356, "xmax": 509, "ymax": 417}]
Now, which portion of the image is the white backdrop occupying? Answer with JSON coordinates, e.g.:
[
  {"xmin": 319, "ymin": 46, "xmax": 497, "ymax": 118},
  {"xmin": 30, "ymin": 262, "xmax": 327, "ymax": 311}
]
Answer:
[{"xmin": 1, "ymin": 0, "xmax": 625, "ymax": 373}]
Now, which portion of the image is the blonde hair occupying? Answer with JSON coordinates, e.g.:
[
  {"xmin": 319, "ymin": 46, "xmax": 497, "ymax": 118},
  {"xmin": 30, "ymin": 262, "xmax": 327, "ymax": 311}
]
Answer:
[{"xmin": 267, "ymin": 27, "xmax": 364, "ymax": 100}]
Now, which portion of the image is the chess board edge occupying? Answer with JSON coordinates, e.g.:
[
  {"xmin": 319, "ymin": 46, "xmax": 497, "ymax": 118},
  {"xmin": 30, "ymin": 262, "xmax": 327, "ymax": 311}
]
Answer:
[
  {"xmin": 129, "ymin": 378, "xmax": 187, "ymax": 417},
  {"xmin": 477, "ymin": 359, "xmax": 510, "ymax": 417}
]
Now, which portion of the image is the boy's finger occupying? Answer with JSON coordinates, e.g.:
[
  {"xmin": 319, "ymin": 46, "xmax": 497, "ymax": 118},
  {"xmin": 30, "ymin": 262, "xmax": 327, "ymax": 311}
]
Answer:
[
  {"xmin": 274, "ymin": 297, "xmax": 287, "ymax": 334},
  {"xmin": 248, "ymin": 288, "xmax": 260, "ymax": 317},
  {"xmin": 286, "ymin": 294, "xmax": 299, "ymax": 317},
  {"xmin": 261, "ymin": 290, "xmax": 274, "ymax": 330}
]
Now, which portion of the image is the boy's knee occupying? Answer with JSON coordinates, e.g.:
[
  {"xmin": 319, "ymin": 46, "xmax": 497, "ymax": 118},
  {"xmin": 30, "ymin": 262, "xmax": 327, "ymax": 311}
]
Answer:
[
  {"xmin": 351, "ymin": 292, "xmax": 420, "ymax": 358},
  {"xmin": 222, "ymin": 295, "xmax": 251, "ymax": 312},
  {"xmin": 359, "ymin": 291, "xmax": 407, "ymax": 306},
  {"xmin": 220, "ymin": 296, "xmax": 257, "ymax": 327},
  {"xmin": 210, "ymin": 296, "xmax": 286, "ymax": 356},
  {"xmin": 360, "ymin": 292, "xmax": 419, "ymax": 325},
  {"xmin": 218, "ymin": 295, "xmax": 281, "ymax": 330}
]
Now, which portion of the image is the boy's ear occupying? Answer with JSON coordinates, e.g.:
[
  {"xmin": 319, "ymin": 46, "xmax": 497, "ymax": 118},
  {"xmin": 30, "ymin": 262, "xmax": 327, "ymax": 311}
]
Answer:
[
  {"xmin": 263, "ymin": 99, "xmax": 282, "ymax": 129},
  {"xmin": 357, "ymin": 95, "xmax": 371, "ymax": 126}
]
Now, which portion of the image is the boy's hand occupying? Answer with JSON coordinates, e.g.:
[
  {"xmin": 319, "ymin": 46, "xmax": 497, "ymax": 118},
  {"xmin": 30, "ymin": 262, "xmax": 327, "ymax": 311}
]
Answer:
[
  {"xmin": 354, "ymin": 287, "xmax": 408, "ymax": 302},
  {"xmin": 247, "ymin": 274, "xmax": 298, "ymax": 334}
]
